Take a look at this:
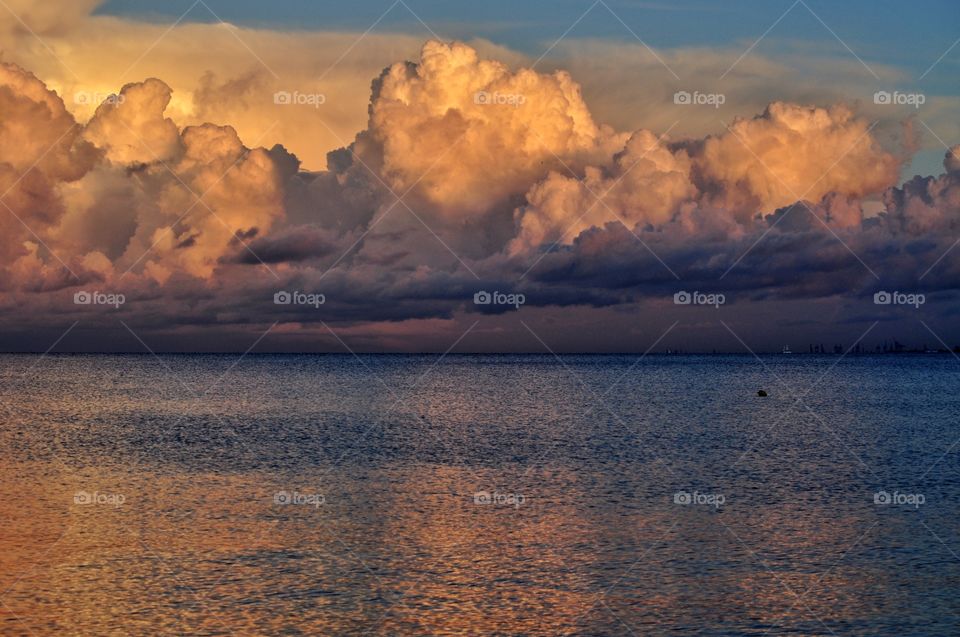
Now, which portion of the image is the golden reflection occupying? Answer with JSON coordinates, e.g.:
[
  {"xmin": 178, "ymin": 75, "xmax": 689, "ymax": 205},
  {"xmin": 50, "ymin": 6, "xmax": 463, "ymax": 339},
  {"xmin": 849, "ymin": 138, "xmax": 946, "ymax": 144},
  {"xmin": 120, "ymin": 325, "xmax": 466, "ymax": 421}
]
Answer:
[
  {"xmin": 369, "ymin": 464, "xmax": 601, "ymax": 634},
  {"xmin": 0, "ymin": 458, "xmax": 882, "ymax": 635}
]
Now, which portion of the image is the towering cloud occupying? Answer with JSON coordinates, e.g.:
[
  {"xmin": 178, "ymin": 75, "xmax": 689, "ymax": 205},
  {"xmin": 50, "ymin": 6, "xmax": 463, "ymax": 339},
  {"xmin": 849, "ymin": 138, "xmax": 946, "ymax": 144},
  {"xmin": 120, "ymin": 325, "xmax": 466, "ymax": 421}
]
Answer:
[
  {"xmin": 0, "ymin": 63, "xmax": 99, "ymax": 268},
  {"xmin": 879, "ymin": 145, "xmax": 960, "ymax": 235},
  {"xmin": 0, "ymin": 66, "xmax": 286, "ymax": 289},
  {"xmin": 337, "ymin": 40, "xmax": 625, "ymax": 219},
  {"xmin": 510, "ymin": 129, "xmax": 697, "ymax": 253},
  {"xmin": 691, "ymin": 102, "xmax": 900, "ymax": 217},
  {"xmin": 0, "ymin": 39, "xmax": 956, "ymax": 349},
  {"xmin": 510, "ymin": 101, "xmax": 901, "ymax": 254},
  {"xmin": 83, "ymin": 78, "xmax": 183, "ymax": 165},
  {"xmin": 125, "ymin": 122, "xmax": 286, "ymax": 282}
]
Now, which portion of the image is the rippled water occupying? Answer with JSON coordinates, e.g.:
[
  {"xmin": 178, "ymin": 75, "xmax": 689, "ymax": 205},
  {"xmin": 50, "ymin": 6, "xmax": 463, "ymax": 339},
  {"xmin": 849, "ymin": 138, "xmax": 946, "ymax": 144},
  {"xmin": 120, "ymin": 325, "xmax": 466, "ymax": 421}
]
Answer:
[{"xmin": 1, "ymin": 354, "xmax": 958, "ymax": 635}]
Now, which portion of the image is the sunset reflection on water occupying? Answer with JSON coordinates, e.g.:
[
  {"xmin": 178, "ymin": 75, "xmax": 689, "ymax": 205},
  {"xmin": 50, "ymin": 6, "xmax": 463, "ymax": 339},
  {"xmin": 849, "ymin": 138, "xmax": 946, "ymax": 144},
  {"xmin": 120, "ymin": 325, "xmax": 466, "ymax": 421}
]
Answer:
[{"xmin": 2, "ymin": 354, "xmax": 959, "ymax": 635}]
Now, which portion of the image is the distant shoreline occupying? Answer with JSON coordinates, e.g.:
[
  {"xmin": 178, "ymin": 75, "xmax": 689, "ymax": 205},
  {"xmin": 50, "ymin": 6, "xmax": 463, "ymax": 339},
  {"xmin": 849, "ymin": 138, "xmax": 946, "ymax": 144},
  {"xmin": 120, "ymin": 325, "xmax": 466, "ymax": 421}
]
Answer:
[{"xmin": 1, "ymin": 351, "xmax": 957, "ymax": 357}]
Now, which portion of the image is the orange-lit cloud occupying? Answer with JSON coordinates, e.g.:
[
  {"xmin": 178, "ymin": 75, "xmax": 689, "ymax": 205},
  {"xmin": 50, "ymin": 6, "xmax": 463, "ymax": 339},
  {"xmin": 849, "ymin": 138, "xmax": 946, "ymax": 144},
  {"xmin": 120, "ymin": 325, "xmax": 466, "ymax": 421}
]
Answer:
[{"xmin": 0, "ymin": 34, "xmax": 957, "ymax": 351}]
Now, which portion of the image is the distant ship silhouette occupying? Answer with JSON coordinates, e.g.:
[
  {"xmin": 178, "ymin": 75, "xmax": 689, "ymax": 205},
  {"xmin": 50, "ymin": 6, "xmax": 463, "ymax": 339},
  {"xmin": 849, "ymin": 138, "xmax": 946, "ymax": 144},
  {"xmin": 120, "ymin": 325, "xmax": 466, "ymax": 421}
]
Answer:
[{"xmin": 782, "ymin": 345, "xmax": 792, "ymax": 354}]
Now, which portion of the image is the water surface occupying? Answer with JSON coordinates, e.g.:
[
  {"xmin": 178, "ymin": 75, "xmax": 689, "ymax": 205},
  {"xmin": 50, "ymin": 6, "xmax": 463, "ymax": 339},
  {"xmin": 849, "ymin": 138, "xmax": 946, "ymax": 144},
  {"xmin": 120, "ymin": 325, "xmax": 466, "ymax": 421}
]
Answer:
[{"xmin": 1, "ymin": 354, "xmax": 958, "ymax": 635}]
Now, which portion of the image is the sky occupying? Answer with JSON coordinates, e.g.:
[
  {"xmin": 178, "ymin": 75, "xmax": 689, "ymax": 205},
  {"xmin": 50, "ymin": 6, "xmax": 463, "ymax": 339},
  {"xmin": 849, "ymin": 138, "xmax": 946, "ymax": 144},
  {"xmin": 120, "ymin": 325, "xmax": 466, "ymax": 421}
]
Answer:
[{"xmin": 0, "ymin": 0, "xmax": 957, "ymax": 352}]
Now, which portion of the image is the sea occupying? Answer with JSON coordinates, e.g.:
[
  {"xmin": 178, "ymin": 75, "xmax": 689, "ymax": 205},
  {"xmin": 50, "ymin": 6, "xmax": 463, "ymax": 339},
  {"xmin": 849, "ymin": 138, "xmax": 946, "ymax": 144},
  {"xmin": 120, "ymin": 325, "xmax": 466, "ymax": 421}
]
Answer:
[{"xmin": 0, "ymin": 354, "xmax": 958, "ymax": 635}]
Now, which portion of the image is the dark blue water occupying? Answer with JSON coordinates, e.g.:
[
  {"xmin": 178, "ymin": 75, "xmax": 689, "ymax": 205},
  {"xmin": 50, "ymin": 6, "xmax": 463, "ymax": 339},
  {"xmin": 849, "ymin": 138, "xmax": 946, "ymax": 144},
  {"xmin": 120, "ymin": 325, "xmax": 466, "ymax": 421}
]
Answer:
[{"xmin": 1, "ymin": 354, "xmax": 958, "ymax": 635}]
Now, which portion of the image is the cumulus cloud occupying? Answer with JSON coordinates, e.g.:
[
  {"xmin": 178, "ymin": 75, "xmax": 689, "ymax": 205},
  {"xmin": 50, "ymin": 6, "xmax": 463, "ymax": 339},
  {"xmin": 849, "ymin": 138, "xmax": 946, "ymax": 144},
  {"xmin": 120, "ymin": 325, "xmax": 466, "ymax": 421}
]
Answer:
[
  {"xmin": 510, "ymin": 101, "xmax": 900, "ymax": 253},
  {"xmin": 0, "ymin": 62, "xmax": 287, "ymax": 291},
  {"xmin": 877, "ymin": 145, "xmax": 960, "ymax": 235},
  {"xmin": 83, "ymin": 78, "xmax": 183, "ymax": 165},
  {"xmin": 361, "ymin": 41, "xmax": 621, "ymax": 213},
  {"xmin": 127, "ymin": 122, "xmax": 286, "ymax": 282},
  {"xmin": 510, "ymin": 129, "xmax": 696, "ymax": 253},
  {"xmin": 947, "ymin": 145, "xmax": 960, "ymax": 175},
  {"xmin": 691, "ymin": 102, "xmax": 900, "ymax": 217},
  {"xmin": 0, "ymin": 3, "xmax": 512, "ymax": 172},
  {"xmin": 0, "ymin": 62, "xmax": 99, "ymax": 265},
  {"xmin": 0, "ymin": 36, "xmax": 957, "ymax": 351}
]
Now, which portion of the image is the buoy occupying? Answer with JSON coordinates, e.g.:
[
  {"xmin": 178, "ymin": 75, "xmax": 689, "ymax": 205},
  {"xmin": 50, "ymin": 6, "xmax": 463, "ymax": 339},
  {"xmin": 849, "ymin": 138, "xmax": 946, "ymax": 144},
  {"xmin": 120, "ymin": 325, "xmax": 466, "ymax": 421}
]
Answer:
[{"xmin": 757, "ymin": 390, "xmax": 768, "ymax": 397}]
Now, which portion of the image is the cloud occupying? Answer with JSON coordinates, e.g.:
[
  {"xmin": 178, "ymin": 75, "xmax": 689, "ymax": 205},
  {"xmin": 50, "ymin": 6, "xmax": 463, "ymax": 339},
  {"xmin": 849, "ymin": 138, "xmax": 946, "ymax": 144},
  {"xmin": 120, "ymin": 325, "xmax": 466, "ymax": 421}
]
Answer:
[
  {"xmin": 510, "ymin": 129, "xmax": 696, "ymax": 253},
  {"xmin": 0, "ymin": 64, "xmax": 287, "ymax": 289},
  {"xmin": 354, "ymin": 40, "xmax": 621, "ymax": 215},
  {"xmin": 229, "ymin": 224, "xmax": 344, "ymax": 265},
  {"xmin": 0, "ymin": 36, "xmax": 956, "ymax": 351},
  {"xmin": 876, "ymin": 145, "xmax": 960, "ymax": 235},
  {"xmin": 0, "ymin": 5, "xmax": 510, "ymax": 172},
  {"xmin": 82, "ymin": 78, "xmax": 183, "ymax": 165},
  {"xmin": 2, "ymin": 2, "xmax": 952, "ymax": 177},
  {"xmin": 0, "ymin": 0, "xmax": 102, "ymax": 35},
  {"xmin": 691, "ymin": 102, "xmax": 900, "ymax": 216},
  {"xmin": 0, "ymin": 62, "xmax": 99, "ymax": 264},
  {"xmin": 509, "ymin": 101, "xmax": 900, "ymax": 253},
  {"xmin": 116, "ymin": 120, "xmax": 287, "ymax": 282}
]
